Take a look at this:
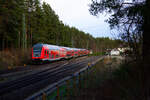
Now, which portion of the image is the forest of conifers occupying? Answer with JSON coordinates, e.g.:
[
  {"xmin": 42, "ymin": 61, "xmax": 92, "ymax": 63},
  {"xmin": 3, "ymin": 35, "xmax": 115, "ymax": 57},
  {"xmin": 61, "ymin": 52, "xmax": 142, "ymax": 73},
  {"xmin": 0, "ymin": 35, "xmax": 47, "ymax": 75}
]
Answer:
[{"xmin": 0, "ymin": 0, "xmax": 122, "ymax": 52}]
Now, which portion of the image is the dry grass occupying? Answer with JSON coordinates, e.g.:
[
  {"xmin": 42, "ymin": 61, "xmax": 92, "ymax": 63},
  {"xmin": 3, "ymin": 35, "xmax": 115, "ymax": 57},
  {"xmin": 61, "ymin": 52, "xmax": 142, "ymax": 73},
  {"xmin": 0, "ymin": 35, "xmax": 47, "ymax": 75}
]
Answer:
[
  {"xmin": 68, "ymin": 56, "xmax": 146, "ymax": 100},
  {"xmin": 0, "ymin": 48, "xmax": 32, "ymax": 70}
]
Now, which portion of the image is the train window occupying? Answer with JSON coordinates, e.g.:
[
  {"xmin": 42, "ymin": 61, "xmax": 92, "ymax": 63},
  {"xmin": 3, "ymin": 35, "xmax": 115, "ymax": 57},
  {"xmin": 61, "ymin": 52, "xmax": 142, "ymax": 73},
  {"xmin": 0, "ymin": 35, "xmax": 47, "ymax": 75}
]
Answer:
[
  {"xmin": 49, "ymin": 52, "xmax": 51, "ymax": 58},
  {"xmin": 33, "ymin": 46, "xmax": 42, "ymax": 52},
  {"xmin": 47, "ymin": 50, "xmax": 49, "ymax": 55},
  {"xmin": 51, "ymin": 54, "xmax": 54, "ymax": 59},
  {"xmin": 56, "ymin": 54, "xmax": 59, "ymax": 58},
  {"xmin": 45, "ymin": 50, "xmax": 47, "ymax": 55}
]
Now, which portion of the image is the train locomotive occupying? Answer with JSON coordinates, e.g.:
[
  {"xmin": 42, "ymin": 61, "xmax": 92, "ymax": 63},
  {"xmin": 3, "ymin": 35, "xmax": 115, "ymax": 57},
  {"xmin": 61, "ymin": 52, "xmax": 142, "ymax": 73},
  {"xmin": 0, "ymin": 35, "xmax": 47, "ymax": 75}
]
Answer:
[{"xmin": 32, "ymin": 43, "xmax": 90, "ymax": 62}]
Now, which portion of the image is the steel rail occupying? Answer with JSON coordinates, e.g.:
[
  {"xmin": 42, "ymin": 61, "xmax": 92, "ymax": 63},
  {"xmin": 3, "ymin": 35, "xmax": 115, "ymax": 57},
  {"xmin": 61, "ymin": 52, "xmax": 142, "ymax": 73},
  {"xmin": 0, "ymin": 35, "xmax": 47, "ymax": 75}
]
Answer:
[{"xmin": 0, "ymin": 56, "xmax": 99, "ymax": 100}]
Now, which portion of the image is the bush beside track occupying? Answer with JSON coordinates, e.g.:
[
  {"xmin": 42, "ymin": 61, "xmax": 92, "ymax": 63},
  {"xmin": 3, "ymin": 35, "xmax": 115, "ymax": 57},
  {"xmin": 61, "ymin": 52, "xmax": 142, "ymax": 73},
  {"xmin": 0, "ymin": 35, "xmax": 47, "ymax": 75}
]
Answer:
[
  {"xmin": 0, "ymin": 49, "xmax": 32, "ymax": 70},
  {"xmin": 88, "ymin": 52, "xmax": 105, "ymax": 56},
  {"xmin": 65, "ymin": 56, "xmax": 144, "ymax": 100}
]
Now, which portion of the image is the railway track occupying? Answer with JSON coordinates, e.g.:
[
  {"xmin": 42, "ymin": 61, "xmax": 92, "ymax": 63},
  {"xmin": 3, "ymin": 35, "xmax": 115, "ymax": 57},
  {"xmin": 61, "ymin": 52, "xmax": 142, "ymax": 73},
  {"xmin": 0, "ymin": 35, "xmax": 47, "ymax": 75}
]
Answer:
[
  {"xmin": 0, "ymin": 56, "xmax": 88, "ymax": 82},
  {"xmin": 0, "ymin": 56, "xmax": 100, "ymax": 100}
]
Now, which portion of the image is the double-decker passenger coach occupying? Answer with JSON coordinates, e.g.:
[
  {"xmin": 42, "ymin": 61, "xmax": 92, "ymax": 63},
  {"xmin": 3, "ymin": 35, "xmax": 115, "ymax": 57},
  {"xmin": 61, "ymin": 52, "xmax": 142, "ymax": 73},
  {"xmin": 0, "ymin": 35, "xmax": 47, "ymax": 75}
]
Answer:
[{"xmin": 32, "ymin": 43, "xmax": 90, "ymax": 62}]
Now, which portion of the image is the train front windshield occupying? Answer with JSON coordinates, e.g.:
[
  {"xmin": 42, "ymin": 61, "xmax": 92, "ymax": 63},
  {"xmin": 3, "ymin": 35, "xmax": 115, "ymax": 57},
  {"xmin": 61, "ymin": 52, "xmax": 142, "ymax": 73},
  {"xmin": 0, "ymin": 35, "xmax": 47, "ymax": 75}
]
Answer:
[{"xmin": 33, "ymin": 44, "xmax": 43, "ymax": 57}]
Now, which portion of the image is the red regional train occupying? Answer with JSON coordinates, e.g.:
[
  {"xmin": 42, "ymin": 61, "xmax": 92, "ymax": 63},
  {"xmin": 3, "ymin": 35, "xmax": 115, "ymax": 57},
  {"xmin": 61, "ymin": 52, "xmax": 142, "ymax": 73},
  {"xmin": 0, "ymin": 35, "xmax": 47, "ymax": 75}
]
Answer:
[{"xmin": 32, "ymin": 43, "xmax": 90, "ymax": 62}]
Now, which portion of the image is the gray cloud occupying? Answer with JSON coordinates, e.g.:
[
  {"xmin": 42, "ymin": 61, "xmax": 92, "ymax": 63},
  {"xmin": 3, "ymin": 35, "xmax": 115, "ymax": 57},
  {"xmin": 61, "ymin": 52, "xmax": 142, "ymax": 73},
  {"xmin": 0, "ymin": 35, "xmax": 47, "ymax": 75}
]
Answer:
[{"xmin": 42, "ymin": 0, "xmax": 118, "ymax": 38}]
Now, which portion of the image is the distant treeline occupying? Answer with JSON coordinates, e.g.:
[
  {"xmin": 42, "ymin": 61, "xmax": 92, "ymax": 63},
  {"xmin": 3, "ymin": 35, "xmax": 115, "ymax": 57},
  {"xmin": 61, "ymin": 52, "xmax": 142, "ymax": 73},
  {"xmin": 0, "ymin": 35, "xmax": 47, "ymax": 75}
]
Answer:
[{"xmin": 0, "ymin": 0, "xmax": 122, "ymax": 52}]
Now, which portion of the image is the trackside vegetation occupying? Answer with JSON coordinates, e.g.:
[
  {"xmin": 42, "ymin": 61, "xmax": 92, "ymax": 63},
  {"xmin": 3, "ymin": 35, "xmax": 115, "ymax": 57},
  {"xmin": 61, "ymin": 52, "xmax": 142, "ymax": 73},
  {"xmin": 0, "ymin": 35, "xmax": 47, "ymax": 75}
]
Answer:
[
  {"xmin": 0, "ymin": 0, "xmax": 122, "ymax": 51},
  {"xmin": 0, "ymin": 0, "xmax": 122, "ymax": 69},
  {"xmin": 88, "ymin": 52, "xmax": 105, "ymax": 56},
  {"xmin": 89, "ymin": 0, "xmax": 150, "ymax": 99},
  {"xmin": 65, "ymin": 56, "xmax": 144, "ymax": 100}
]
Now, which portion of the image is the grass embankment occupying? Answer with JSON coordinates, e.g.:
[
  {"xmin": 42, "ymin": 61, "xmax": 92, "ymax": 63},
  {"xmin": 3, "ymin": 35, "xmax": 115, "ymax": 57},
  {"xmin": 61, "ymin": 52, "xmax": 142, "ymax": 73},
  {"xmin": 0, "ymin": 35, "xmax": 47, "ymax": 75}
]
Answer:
[
  {"xmin": 88, "ymin": 52, "xmax": 105, "ymax": 56},
  {"xmin": 0, "ymin": 51, "xmax": 103, "ymax": 70},
  {"xmin": 69, "ymin": 56, "xmax": 145, "ymax": 100},
  {"xmin": 0, "ymin": 48, "xmax": 31, "ymax": 70}
]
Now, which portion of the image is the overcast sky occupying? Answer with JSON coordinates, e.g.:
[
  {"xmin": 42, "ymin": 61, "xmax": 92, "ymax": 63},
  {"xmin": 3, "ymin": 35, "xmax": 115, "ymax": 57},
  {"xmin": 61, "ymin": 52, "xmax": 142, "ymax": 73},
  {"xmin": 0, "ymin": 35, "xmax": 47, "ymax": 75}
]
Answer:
[{"xmin": 42, "ymin": 0, "xmax": 118, "ymax": 38}]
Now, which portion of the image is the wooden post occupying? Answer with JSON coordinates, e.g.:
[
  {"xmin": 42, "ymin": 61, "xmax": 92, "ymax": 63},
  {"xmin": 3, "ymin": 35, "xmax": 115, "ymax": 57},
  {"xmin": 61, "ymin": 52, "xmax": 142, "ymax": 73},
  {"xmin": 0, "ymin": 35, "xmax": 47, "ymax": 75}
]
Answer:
[
  {"xmin": 78, "ymin": 73, "xmax": 82, "ymax": 97},
  {"xmin": 8, "ymin": 66, "xmax": 12, "ymax": 70},
  {"xmin": 79, "ymin": 73, "xmax": 81, "ymax": 89},
  {"xmin": 83, "ymin": 70, "xmax": 86, "ymax": 89},
  {"xmin": 56, "ymin": 85, "xmax": 60, "ymax": 100},
  {"xmin": 42, "ymin": 92, "xmax": 46, "ymax": 100},
  {"xmin": 24, "ymin": 64, "xmax": 26, "ymax": 67},
  {"xmin": 66, "ymin": 80, "xmax": 70, "ymax": 100},
  {"xmin": 73, "ymin": 76, "xmax": 77, "ymax": 96},
  {"xmin": 86, "ymin": 67, "xmax": 89, "ymax": 88}
]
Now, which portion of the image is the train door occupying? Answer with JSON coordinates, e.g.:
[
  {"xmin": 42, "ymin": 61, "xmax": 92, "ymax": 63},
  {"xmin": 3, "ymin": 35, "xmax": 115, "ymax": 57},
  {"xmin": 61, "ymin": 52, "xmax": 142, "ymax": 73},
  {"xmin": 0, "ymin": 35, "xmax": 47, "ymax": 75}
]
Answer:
[
  {"xmin": 60, "ymin": 49, "xmax": 63, "ymax": 58},
  {"xmin": 53, "ymin": 50, "xmax": 56, "ymax": 60},
  {"xmin": 44, "ymin": 49, "xmax": 49, "ymax": 59},
  {"xmin": 44, "ymin": 50, "xmax": 47, "ymax": 58},
  {"xmin": 47, "ymin": 50, "xmax": 49, "ymax": 58},
  {"xmin": 56, "ymin": 50, "xmax": 59, "ymax": 59},
  {"xmin": 51, "ymin": 50, "xmax": 54, "ymax": 60},
  {"xmin": 49, "ymin": 50, "xmax": 51, "ymax": 60}
]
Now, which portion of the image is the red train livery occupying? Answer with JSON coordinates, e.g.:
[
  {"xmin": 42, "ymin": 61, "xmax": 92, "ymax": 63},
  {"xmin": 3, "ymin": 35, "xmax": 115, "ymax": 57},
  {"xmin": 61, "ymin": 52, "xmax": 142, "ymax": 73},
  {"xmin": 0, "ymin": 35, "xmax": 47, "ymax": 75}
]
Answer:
[{"xmin": 32, "ymin": 43, "xmax": 90, "ymax": 61}]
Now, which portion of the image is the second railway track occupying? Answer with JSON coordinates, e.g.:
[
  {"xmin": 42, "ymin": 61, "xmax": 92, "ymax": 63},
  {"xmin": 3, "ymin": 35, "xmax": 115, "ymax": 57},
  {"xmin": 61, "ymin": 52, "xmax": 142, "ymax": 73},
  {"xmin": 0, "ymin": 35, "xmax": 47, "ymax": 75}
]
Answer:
[{"xmin": 0, "ymin": 56, "xmax": 100, "ymax": 100}]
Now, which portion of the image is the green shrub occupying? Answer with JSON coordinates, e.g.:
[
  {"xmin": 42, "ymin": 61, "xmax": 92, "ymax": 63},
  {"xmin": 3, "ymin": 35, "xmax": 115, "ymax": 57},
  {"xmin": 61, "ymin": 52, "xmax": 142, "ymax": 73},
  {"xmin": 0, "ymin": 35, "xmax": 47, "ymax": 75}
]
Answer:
[{"xmin": 88, "ymin": 52, "xmax": 105, "ymax": 56}]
